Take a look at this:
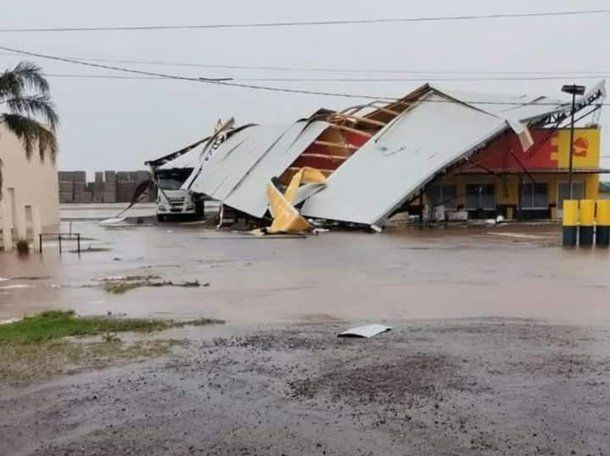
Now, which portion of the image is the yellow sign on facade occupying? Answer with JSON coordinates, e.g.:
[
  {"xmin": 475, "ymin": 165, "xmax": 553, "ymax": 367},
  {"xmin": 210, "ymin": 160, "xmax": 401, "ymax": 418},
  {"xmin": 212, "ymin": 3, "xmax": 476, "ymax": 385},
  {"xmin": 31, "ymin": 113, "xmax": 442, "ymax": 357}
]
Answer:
[{"xmin": 550, "ymin": 128, "xmax": 601, "ymax": 169}]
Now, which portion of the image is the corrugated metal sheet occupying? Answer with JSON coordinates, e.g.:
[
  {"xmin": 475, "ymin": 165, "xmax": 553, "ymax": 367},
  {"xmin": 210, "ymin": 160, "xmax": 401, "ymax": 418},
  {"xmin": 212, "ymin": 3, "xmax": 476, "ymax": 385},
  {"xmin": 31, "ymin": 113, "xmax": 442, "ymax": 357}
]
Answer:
[
  {"xmin": 187, "ymin": 120, "xmax": 330, "ymax": 218},
  {"xmin": 300, "ymin": 92, "xmax": 510, "ymax": 226}
]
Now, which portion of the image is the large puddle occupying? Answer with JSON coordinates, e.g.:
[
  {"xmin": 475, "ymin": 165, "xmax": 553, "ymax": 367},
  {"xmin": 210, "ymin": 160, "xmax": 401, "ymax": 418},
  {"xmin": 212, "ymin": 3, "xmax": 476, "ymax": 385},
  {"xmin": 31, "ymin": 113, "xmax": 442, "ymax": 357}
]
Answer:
[{"xmin": 1, "ymin": 214, "xmax": 609, "ymax": 326}]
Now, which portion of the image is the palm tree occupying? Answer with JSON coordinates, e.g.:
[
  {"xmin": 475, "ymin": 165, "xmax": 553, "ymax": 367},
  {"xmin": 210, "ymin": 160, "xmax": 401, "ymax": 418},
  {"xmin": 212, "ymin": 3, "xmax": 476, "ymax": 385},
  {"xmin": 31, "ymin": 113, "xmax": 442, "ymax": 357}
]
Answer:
[{"xmin": 0, "ymin": 62, "xmax": 58, "ymax": 199}]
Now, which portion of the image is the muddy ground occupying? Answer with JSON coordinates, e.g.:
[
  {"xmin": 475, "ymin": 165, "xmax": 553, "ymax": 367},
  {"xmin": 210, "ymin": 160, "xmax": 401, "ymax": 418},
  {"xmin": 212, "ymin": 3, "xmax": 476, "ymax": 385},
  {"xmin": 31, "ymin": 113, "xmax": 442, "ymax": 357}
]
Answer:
[
  {"xmin": 2, "ymin": 215, "xmax": 610, "ymax": 454},
  {"xmin": 1, "ymin": 318, "xmax": 609, "ymax": 456}
]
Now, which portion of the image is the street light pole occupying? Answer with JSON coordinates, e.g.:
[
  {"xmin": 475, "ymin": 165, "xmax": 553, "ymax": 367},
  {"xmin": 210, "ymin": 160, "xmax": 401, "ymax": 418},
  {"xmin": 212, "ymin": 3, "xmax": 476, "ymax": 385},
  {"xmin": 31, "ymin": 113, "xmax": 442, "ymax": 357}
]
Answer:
[
  {"xmin": 568, "ymin": 91, "xmax": 576, "ymax": 199},
  {"xmin": 561, "ymin": 84, "xmax": 586, "ymax": 199}
]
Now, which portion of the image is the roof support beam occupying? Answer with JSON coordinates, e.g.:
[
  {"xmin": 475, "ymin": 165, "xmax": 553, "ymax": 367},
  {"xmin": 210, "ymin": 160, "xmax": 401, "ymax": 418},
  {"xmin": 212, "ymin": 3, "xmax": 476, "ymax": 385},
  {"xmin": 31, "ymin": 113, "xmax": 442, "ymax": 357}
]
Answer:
[
  {"xmin": 313, "ymin": 140, "xmax": 359, "ymax": 150},
  {"xmin": 367, "ymin": 105, "xmax": 402, "ymax": 116},
  {"xmin": 288, "ymin": 166, "xmax": 334, "ymax": 174},
  {"xmin": 301, "ymin": 153, "xmax": 348, "ymax": 161},
  {"xmin": 328, "ymin": 124, "xmax": 374, "ymax": 138},
  {"xmin": 330, "ymin": 114, "xmax": 387, "ymax": 128}
]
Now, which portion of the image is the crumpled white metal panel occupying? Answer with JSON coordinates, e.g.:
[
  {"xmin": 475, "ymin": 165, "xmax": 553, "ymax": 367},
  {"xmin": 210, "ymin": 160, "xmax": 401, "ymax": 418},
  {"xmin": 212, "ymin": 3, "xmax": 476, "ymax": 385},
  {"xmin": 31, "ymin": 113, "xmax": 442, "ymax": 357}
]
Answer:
[
  {"xmin": 223, "ymin": 120, "xmax": 330, "ymax": 217},
  {"xmin": 301, "ymin": 93, "xmax": 508, "ymax": 226},
  {"xmin": 292, "ymin": 182, "xmax": 327, "ymax": 207},
  {"xmin": 188, "ymin": 121, "xmax": 330, "ymax": 218},
  {"xmin": 338, "ymin": 324, "xmax": 392, "ymax": 338},
  {"xmin": 188, "ymin": 124, "xmax": 282, "ymax": 201}
]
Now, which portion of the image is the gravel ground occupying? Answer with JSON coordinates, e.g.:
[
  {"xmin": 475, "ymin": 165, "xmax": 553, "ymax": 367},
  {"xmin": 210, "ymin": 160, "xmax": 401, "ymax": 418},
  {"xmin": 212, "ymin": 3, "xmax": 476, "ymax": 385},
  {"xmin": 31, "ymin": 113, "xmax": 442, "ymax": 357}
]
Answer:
[{"xmin": 1, "ymin": 318, "xmax": 609, "ymax": 455}]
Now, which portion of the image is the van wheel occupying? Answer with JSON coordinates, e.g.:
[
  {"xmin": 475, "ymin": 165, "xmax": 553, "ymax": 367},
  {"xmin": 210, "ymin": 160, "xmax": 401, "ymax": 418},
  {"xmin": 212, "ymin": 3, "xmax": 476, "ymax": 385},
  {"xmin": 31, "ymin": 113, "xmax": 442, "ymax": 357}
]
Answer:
[
  {"xmin": 195, "ymin": 201, "xmax": 204, "ymax": 217},
  {"xmin": 157, "ymin": 214, "xmax": 166, "ymax": 222}
]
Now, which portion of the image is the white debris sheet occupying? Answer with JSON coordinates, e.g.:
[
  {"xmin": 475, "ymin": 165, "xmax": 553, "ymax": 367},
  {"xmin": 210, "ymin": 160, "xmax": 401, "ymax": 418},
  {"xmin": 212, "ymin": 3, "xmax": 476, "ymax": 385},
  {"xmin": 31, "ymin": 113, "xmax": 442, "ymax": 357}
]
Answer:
[
  {"xmin": 186, "ymin": 120, "xmax": 330, "ymax": 218},
  {"xmin": 338, "ymin": 324, "xmax": 392, "ymax": 338},
  {"xmin": 158, "ymin": 146, "xmax": 201, "ymax": 169},
  {"xmin": 301, "ymin": 92, "xmax": 510, "ymax": 226}
]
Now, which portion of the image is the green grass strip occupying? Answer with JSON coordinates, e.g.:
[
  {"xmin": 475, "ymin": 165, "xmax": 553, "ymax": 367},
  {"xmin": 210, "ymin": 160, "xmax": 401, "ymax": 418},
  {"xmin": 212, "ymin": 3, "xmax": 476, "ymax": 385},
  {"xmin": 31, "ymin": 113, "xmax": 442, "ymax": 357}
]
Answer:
[{"xmin": 0, "ymin": 310, "xmax": 169, "ymax": 344}]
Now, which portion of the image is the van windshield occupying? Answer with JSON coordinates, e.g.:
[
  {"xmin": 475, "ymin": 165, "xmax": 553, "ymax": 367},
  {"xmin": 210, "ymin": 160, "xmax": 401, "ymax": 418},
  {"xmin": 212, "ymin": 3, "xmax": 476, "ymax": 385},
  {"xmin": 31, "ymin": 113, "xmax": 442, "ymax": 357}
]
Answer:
[{"xmin": 155, "ymin": 168, "xmax": 193, "ymax": 190}]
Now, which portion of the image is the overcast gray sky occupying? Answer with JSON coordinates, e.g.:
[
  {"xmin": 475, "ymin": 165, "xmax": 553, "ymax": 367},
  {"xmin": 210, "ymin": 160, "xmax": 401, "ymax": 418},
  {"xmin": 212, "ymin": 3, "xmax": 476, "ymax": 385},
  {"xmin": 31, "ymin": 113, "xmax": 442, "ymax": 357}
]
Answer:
[{"xmin": 1, "ymin": 0, "xmax": 608, "ymax": 173}]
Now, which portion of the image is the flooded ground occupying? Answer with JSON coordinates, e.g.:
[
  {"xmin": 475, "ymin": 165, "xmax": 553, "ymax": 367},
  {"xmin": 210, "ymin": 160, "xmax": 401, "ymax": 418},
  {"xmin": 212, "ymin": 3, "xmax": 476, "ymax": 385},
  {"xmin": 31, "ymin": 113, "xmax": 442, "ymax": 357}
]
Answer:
[
  {"xmin": 1, "ymin": 208, "xmax": 609, "ymax": 455},
  {"xmin": 0, "ymin": 210, "xmax": 609, "ymax": 326},
  {"xmin": 58, "ymin": 202, "xmax": 157, "ymax": 220}
]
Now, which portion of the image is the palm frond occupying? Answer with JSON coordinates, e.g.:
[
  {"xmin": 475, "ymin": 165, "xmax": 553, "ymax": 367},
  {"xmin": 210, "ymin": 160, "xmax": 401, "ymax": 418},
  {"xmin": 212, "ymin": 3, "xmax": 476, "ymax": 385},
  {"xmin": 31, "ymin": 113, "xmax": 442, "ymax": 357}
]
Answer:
[
  {"xmin": 0, "ymin": 62, "xmax": 49, "ymax": 101},
  {"xmin": 4, "ymin": 94, "xmax": 58, "ymax": 130},
  {"xmin": 1, "ymin": 113, "xmax": 57, "ymax": 161},
  {"xmin": 0, "ymin": 70, "xmax": 23, "ymax": 101},
  {"xmin": 10, "ymin": 62, "xmax": 48, "ymax": 93}
]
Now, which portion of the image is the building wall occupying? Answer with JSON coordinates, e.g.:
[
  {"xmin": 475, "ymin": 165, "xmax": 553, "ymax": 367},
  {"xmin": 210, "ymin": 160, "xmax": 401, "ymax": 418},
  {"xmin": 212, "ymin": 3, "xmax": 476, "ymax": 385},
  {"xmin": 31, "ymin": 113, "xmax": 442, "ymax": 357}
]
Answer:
[
  {"xmin": 421, "ymin": 127, "xmax": 603, "ymax": 220},
  {"xmin": 429, "ymin": 173, "xmax": 599, "ymax": 220},
  {"xmin": 0, "ymin": 125, "xmax": 59, "ymax": 250},
  {"xmin": 459, "ymin": 127, "xmax": 601, "ymax": 172}
]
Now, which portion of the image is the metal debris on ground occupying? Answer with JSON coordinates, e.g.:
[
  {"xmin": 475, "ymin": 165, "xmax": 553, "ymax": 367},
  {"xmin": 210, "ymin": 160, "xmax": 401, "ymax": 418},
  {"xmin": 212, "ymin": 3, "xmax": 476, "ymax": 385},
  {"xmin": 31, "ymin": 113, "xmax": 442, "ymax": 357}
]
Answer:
[
  {"xmin": 99, "ymin": 216, "xmax": 127, "ymax": 226},
  {"xmin": 338, "ymin": 324, "xmax": 392, "ymax": 338}
]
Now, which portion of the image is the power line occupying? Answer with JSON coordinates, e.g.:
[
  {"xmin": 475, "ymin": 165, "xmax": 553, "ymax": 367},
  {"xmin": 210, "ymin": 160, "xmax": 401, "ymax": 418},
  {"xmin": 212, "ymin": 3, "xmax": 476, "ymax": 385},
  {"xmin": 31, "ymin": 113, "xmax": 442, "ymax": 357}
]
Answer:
[
  {"xmin": 1, "ymin": 45, "xmax": 607, "ymax": 106},
  {"xmin": 44, "ymin": 73, "xmax": 610, "ymax": 82},
  {"xmin": 46, "ymin": 74, "xmax": 160, "ymax": 80},
  {"xmin": 0, "ymin": 9, "xmax": 608, "ymax": 33},
  {"xmin": 235, "ymin": 76, "xmax": 610, "ymax": 82},
  {"xmin": 0, "ymin": 45, "xmax": 395, "ymax": 100},
  {"xmin": 3, "ymin": 51, "xmax": 610, "ymax": 76}
]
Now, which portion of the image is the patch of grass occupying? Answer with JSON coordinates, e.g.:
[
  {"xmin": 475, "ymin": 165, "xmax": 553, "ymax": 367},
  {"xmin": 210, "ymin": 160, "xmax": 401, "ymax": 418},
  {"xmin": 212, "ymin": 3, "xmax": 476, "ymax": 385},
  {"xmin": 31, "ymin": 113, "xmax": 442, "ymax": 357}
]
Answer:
[
  {"xmin": 0, "ymin": 310, "xmax": 223, "ymax": 384},
  {"xmin": 0, "ymin": 310, "xmax": 169, "ymax": 344},
  {"xmin": 0, "ymin": 339, "xmax": 175, "ymax": 384},
  {"xmin": 99, "ymin": 275, "xmax": 207, "ymax": 294},
  {"xmin": 103, "ymin": 281, "xmax": 145, "ymax": 294},
  {"xmin": 173, "ymin": 317, "xmax": 224, "ymax": 327},
  {"xmin": 101, "ymin": 274, "xmax": 161, "ymax": 282}
]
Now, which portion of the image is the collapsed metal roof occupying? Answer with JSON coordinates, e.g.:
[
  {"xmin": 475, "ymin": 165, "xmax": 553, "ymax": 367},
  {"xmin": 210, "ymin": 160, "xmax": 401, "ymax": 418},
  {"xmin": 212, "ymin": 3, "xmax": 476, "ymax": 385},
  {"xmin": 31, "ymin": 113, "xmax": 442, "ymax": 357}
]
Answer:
[
  {"xmin": 148, "ymin": 81, "xmax": 605, "ymax": 229},
  {"xmin": 300, "ymin": 83, "xmax": 605, "ymax": 226},
  {"xmin": 185, "ymin": 120, "xmax": 330, "ymax": 218}
]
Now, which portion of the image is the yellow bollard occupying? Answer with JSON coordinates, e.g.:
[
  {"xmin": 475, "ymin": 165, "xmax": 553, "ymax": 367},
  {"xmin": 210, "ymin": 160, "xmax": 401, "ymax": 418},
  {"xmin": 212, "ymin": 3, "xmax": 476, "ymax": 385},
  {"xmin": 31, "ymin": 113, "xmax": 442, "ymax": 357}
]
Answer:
[
  {"xmin": 579, "ymin": 199, "xmax": 595, "ymax": 247},
  {"xmin": 596, "ymin": 200, "xmax": 610, "ymax": 247},
  {"xmin": 562, "ymin": 200, "xmax": 579, "ymax": 247}
]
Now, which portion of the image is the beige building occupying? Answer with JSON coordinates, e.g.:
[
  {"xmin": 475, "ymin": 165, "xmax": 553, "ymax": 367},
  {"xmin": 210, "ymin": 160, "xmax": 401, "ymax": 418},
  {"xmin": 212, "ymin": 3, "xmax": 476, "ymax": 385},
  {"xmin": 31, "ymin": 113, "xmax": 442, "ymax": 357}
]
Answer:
[{"xmin": 0, "ymin": 125, "xmax": 59, "ymax": 251}]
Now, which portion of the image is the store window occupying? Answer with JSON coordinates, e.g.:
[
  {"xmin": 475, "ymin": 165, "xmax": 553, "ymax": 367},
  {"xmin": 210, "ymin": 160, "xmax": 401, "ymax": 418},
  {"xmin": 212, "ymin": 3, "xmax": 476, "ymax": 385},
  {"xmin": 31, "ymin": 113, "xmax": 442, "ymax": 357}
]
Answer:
[
  {"xmin": 520, "ymin": 183, "xmax": 548, "ymax": 210},
  {"xmin": 426, "ymin": 184, "xmax": 457, "ymax": 209},
  {"xmin": 557, "ymin": 182, "xmax": 585, "ymax": 209},
  {"xmin": 465, "ymin": 184, "xmax": 496, "ymax": 210}
]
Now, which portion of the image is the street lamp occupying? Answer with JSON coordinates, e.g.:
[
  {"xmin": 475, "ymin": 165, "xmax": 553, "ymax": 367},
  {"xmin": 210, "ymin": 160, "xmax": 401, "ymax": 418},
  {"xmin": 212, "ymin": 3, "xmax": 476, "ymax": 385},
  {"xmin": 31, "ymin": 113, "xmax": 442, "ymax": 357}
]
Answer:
[{"xmin": 561, "ymin": 84, "xmax": 586, "ymax": 199}]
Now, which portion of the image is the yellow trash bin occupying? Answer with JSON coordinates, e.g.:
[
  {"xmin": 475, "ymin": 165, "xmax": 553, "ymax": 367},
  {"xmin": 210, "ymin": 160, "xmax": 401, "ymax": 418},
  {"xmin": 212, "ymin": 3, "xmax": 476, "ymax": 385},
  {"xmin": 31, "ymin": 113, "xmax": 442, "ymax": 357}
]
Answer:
[
  {"xmin": 596, "ymin": 200, "xmax": 610, "ymax": 247},
  {"xmin": 579, "ymin": 200, "xmax": 595, "ymax": 247},
  {"xmin": 562, "ymin": 200, "xmax": 578, "ymax": 247}
]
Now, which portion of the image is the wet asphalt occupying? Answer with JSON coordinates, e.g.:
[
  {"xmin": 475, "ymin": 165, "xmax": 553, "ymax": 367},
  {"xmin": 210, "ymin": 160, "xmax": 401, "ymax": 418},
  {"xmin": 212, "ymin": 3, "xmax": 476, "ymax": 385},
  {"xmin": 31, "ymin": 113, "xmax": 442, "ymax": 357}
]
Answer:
[{"xmin": 1, "ymin": 319, "xmax": 609, "ymax": 455}]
